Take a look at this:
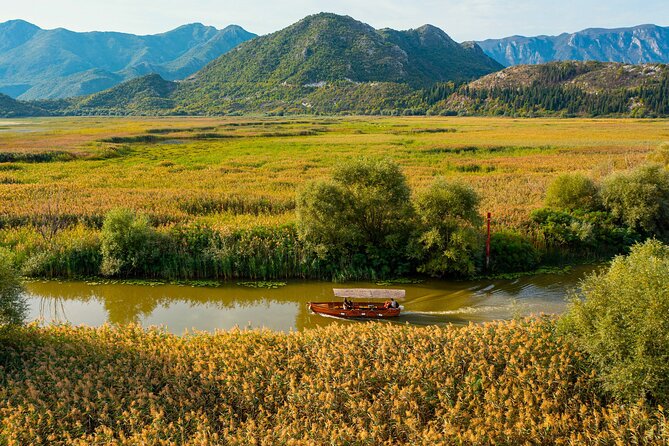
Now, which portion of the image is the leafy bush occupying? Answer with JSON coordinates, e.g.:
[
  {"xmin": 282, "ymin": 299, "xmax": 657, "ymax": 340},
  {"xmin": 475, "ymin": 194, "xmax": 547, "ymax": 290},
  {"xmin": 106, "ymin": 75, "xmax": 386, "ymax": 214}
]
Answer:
[
  {"xmin": 601, "ymin": 164, "xmax": 669, "ymax": 239},
  {"xmin": 0, "ymin": 248, "xmax": 26, "ymax": 325},
  {"xmin": 489, "ymin": 230, "xmax": 540, "ymax": 273},
  {"xmin": 545, "ymin": 172, "xmax": 600, "ymax": 211},
  {"xmin": 100, "ymin": 209, "xmax": 159, "ymax": 277},
  {"xmin": 297, "ymin": 158, "xmax": 414, "ymax": 278},
  {"xmin": 412, "ymin": 179, "xmax": 482, "ymax": 277},
  {"xmin": 647, "ymin": 142, "xmax": 669, "ymax": 167},
  {"xmin": 530, "ymin": 208, "xmax": 639, "ymax": 258},
  {"xmin": 561, "ymin": 240, "xmax": 669, "ymax": 405}
]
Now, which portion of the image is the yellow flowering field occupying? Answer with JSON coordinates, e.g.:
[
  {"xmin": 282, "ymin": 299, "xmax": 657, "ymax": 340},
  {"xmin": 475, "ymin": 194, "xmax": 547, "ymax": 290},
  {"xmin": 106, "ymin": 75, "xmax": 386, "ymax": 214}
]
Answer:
[{"xmin": 1, "ymin": 318, "xmax": 666, "ymax": 445}]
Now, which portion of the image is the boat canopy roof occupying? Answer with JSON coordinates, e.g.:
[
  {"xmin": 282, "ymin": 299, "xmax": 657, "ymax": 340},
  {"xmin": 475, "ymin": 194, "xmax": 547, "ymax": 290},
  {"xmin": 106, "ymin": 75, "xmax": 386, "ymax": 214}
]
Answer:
[{"xmin": 333, "ymin": 288, "xmax": 405, "ymax": 299}]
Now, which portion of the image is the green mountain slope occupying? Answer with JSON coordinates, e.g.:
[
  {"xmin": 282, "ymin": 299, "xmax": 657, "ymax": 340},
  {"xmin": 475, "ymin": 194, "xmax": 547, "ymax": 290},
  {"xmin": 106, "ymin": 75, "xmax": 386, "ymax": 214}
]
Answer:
[
  {"xmin": 0, "ymin": 92, "xmax": 47, "ymax": 117},
  {"xmin": 186, "ymin": 14, "xmax": 501, "ymax": 88},
  {"xmin": 433, "ymin": 61, "xmax": 669, "ymax": 117},
  {"xmin": 0, "ymin": 20, "xmax": 255, "ymax": 100},
  {"xmin": 378, "ymin": 26, "xmax": 502, "ymax": 86},
  {"xmin": 171, "ymin": 13, "xmax": 502, "ymax": 114},
  {"xmin": 62, "ymin": 74, "xmax": 178, "ymax": 115}
]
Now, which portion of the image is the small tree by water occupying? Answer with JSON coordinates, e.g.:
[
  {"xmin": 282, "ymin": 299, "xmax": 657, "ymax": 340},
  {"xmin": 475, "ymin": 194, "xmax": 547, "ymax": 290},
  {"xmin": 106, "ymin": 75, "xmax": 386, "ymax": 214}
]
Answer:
[
  {"xmin": 100, "ymin": 209, "xmax": 157, "ymax": 277},
  {"xmin": 561, "ymin": 239, "xmax": 669, "ymax": 405},
  {"xmin": 601, "ymin": 164, "xmax": 669, "ymax": 240},
  {"xmin": 296, "ymin": 158, "xmax": 414, "ymax": 278},
  {"xmin": 0, "ymin": 248, "xmax": 26, "ymax": 326},
  {"xmin": 411, "ymin": 179, "xmax": 482, "ymax": 277}
]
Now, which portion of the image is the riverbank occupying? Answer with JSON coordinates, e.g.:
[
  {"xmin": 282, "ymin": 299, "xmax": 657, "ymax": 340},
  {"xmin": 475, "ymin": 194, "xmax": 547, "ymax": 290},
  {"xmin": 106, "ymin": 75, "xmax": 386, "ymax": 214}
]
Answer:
[
  {"xmin": 1, "ymin": 318, "xmax": 665, "ymax": 444},
  {"xmin": 23, "ymin": 266, "xmax": 593, "ymax": 332}
]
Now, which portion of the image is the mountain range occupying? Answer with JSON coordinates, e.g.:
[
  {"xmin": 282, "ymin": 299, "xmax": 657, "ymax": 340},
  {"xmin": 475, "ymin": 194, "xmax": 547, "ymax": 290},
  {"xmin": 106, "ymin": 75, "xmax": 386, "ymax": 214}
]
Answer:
[
  {"xmin": 477, "ymin": 24, "xmax": 669, "ymax": 66},
  {"xmin": 166, "ymin": 13, "xmax": 502, "ymax": 114},
  {"xmin": 0, "ymin": 20, "xmax": 255, "ymax": 100},
  {"xmin": 39, "ymin": 13, "xmax": 501, "ymax": 116},
  {"xmin": 0, "ymin": 14, "xmax": 668, "ymax": 118}
]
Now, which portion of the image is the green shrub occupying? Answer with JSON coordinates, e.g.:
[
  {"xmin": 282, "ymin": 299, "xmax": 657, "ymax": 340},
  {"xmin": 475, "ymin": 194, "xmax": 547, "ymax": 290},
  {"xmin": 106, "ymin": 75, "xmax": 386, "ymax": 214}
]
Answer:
[
  {"xmin": 601, "ymin": 164, "xmax": 669, "ymax": 239},
  {"xmin": 412, "ymin": 179, "xmax": 482, "ymax": 277},
  {"xmin": 545, "ymin": 172, "xmax": 600, "ymax": 211},
  {"xmin": 297, "ymin": 158, "xmax": 414, "ymax": 278},
  {"xmin": 560, "ymin": 239, "xmax": 669, "ymax": 405},
  {"xmin": 0, "ymin": 248, "xmax": 26, "ymax": 326},
  {"xmin": 100, "ymin": 209, "xmax": 159, "ymax": 277},
  {"xmin": 489, "ymin": 231, "xmax": 540, "ymax": 273},
  {"xmin": 647, "ymin": 142, "xmax": 669, "ymax": 167},
  {"xmin": 530, "ymin": 208, "xmax": 639, "ymax": 259}
]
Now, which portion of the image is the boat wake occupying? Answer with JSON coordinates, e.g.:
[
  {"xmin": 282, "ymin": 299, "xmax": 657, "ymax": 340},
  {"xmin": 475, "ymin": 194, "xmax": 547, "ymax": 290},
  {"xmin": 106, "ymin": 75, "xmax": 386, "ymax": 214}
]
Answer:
[
  {"xmin": 309, "ymin": 311, "xmax": 351, "ymax": 321},
  {"xmin": 402, "ymin": 305, "xmax": 505, "ymax": 316}
]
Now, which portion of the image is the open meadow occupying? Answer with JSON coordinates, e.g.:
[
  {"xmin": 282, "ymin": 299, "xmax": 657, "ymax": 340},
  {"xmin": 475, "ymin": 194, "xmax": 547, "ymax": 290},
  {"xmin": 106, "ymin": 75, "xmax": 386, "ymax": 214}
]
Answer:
[{"xmin": 0, "ymin": 116, "xmax": 666, "ymax": 230}]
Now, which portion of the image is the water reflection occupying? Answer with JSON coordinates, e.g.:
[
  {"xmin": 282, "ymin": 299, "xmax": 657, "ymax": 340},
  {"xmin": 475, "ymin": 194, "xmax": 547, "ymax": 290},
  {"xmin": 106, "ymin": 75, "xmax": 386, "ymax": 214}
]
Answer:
[{"xmin": 25, "ymin": 266, "xmax": 595, "ymax": 333}]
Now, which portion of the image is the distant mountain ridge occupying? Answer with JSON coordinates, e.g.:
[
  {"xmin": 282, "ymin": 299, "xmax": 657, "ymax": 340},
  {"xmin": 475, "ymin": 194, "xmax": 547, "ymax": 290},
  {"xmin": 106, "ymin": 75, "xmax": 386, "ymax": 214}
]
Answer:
[
  {"xmin": 187, "ymin": 14, "xmax": 501, "ymax": 88},
  {"xmin": 4, "ymin": 15, "xmax": 669, "ymax": 118},
  {"xmin": 0, "ymin": 20, "xmax": 256, "ymax": 100},
  {"xmin": 478, "ymin": 24, "xmax": 669, "ymax": 66},
  {"xmin": 171, "ymin": 13, "xmax": 502, "ymax": 114}
]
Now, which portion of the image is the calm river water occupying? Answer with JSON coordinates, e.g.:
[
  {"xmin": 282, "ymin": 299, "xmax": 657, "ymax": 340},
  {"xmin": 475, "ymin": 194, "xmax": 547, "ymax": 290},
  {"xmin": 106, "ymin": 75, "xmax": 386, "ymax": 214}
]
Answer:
[{"xmin": 24, "ymin": 266, "xmax": 596, "ymax": 333}]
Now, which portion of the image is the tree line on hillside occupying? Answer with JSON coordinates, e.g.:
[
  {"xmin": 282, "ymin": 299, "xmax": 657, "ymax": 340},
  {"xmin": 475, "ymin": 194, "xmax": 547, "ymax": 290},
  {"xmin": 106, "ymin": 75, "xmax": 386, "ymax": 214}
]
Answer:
[{"xmin": 5, "ymin": 62, "xmax": 669, "ymax": 117}]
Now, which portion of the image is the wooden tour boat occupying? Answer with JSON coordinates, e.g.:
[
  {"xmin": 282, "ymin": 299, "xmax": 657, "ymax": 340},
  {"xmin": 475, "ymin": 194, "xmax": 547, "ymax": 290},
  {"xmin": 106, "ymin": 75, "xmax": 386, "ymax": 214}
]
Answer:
[{"xmin": 309, "ymin": 288, "xmax": 404, "ymax": 319}]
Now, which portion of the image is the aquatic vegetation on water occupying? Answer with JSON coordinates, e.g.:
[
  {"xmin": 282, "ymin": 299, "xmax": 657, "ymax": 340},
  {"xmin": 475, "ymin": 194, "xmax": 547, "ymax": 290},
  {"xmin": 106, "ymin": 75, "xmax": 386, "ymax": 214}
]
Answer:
[
  {"xmin": 0, "ymin": 318, "xmax": 665, "ymax": 444},
  {"xmin": 375, "ymin": 277, "xmax": 424, "ymax": 286},
  {"xmin": 236, "ymin": 281, "xmax": 287, "ymax": 289},
  {"xmin": 475, "ymin": 265, "xmax": 574, "ymax": 281}
]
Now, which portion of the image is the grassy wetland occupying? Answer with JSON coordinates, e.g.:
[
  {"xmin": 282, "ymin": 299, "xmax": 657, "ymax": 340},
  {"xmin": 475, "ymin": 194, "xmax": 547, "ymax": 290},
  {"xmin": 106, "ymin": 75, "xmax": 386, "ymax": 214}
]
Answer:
[
  {"xmin": 1, "ymin": 318, "xmax": 667, "ymax": 444},
  {"xmin": 0, "ymin": 116, "xmax": 666, "ymax": 281},
  {"xmin": 2, "ymin": 116, "xmax": 669, "ymax": 444},
  {"xmin": 0, "ymin": 116, "xmax": 663, "ymax": 228}
]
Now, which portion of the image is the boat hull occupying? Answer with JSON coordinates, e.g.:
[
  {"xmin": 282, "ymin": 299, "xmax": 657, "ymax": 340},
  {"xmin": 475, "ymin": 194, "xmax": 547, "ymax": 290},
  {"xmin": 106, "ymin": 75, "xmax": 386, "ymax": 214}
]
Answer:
[{"xmin": 309, "ymin": 302, "xmax": 401, "ymax": 318}]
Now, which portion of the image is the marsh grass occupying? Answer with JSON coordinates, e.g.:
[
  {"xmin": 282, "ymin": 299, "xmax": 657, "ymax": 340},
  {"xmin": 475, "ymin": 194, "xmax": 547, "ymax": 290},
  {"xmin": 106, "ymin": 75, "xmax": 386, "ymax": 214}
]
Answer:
[
  {"xmin": 0, "ymin": 116, "xmax": 664, "ymax": 278},
  {"xmin": 0, "ymin": 319, "xmax": 666, "ymax": 444}
]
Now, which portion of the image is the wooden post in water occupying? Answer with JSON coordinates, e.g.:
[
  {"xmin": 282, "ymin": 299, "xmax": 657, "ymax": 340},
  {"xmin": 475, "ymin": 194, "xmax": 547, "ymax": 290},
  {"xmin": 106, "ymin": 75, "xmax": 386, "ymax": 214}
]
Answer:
[{"xmin": 486, "ymin": 212, "xmax": 491, "ymax": 271}]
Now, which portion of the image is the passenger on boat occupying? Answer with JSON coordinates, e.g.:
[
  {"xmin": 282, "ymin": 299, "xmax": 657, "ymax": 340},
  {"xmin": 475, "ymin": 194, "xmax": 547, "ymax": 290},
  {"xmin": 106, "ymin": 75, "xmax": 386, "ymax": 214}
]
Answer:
[
  {"xmin": 343, "ymin": 298, "xmax": 353, "ymax": 310},
  {"xmin": 384, "ymin": 298, "xmax": 399, "ymax": 309}
]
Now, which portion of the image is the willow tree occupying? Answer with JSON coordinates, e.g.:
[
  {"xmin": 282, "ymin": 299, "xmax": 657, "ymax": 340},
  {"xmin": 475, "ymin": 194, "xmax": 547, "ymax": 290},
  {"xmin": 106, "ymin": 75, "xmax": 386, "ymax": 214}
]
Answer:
[
  {"xmin": 412, "ymin": 179, "xmax": 482, "ymax": 277},
  {"xmin": 601, "ymin": 164, "xmax": 669, "ymax": 239},
  {"xmin": 561, "ymin": 240, "xmax": 669, "ymax": 405},
  {"xmin": 296, "ymin": 158, "xmax": 414, "ymax": 278}
]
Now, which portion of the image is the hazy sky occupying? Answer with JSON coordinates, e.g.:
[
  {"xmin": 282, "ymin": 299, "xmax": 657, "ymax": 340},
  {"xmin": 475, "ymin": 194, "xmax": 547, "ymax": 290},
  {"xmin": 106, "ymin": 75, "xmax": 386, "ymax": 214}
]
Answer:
[{"xmin": 3, "ymin": 0, "xmax": 669, "ymax": 41}]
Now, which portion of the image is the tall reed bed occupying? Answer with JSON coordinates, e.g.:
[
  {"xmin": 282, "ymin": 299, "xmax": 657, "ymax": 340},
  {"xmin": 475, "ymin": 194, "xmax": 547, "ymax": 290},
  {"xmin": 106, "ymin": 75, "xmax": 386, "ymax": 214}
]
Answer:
[{"xmin": 0, "ymin": 318, "xmax": 666, "ymax": 444}]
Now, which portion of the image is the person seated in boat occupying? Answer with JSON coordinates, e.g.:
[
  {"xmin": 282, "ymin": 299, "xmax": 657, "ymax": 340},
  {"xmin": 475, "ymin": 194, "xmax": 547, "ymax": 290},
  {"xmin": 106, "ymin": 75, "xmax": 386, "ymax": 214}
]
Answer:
[
  {"xmin": 384, "ymin": 298, "xmax": 399, "ymax": 309},
  {"xmin": 343, "ymin": 298, "xmax": 353, "ymax": 310}
]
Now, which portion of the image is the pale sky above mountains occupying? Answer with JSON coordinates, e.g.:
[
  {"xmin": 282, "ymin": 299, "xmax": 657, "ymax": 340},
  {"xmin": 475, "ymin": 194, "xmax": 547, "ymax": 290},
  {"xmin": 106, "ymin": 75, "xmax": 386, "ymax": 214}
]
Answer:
[{"xmin": 5, "ymin": 0, "xmax": 669, "ymax": 41}]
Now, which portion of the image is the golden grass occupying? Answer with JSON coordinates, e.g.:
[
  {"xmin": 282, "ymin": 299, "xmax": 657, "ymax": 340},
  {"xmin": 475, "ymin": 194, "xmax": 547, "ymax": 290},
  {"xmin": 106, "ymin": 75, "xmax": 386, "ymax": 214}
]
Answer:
[
  {"xmin": 0, "ymin": 116, "xmax": 666, "ymax": 229},
  {"xmin": 1, "ymin": 318, "xmax": 666, "ymax": 445}
]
